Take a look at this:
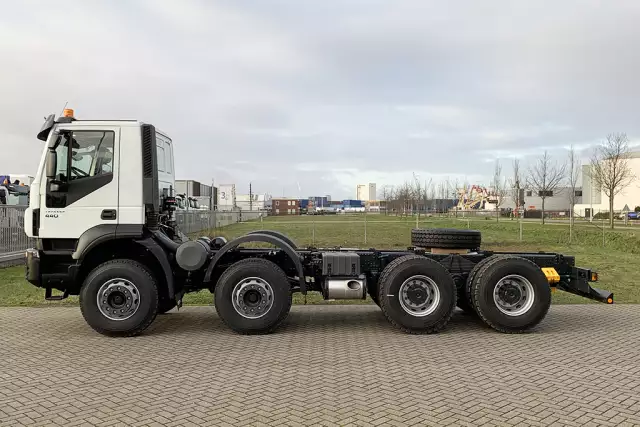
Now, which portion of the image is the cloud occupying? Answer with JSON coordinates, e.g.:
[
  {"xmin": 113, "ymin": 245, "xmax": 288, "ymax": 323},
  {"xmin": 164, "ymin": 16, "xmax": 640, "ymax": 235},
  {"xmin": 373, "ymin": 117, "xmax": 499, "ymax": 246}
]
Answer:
[{"xmin": 1, "ymin": 0, "xmax": 639, "ymax": 199}]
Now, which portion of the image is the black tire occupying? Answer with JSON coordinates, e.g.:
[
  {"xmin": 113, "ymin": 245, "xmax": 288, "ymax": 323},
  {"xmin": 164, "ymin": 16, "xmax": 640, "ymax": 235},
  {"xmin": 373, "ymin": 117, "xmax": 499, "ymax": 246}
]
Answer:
[
  {"xmin": 378, "ymin": 255, "xmax": 456, "ymax": 334},
  {"xmin": 411, "ymin": 228, "xmax": 481, "ymax": 250},
  {"xmin": 470, "ymin": 256, "xmax": 551, "ymax": 333},
  {"xmin": 464, "ymin": 255, "xmax": 518, "ymax": 310},
  {"xmin": 214, "ymin": 258, "xmax": 292, "ymax": 335},
  {"xmin": 459, "ymin": 255, "xmax": 512, "ymax": 314},
  {"xmin": 79, "ymin": 259, "xmax": 159, "ymax": 337}
]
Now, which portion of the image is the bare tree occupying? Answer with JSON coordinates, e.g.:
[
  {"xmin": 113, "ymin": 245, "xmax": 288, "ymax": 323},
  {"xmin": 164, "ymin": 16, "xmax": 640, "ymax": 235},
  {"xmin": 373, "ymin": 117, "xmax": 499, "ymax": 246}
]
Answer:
[
  {"xmin": 590, "ymin": 132, "xmax": 636, "ymax": 229},
  {"xmin": 451, "ymin": 178, "xmax": 460, "ymax": 215},
  {"xmin": 387, "ymin": 186, "xmax": 399, "ymax": 216},
  {"xmin": 425, "ymin": 178, "xmax": 435, "ymax": 213},
  {"xmin": 396, "ymin": 181, "xmax": 412, "ymax": 217},
  {"xmin": 381, "ymin": 185, "xmax": 394, "ymax": 215},
  {"xmin": 510, "ymin": 158, "xmax": 524, "ymax": 217},
  {"xmin": 567, "ymin": 145, "xmax": 581, "ymax": 231},
  {"xmin": 436, "ymin": 180, "xmax": 448, "ymax": 213},
  {"xmin": 492, "ymin": 159, "xmax": 508, "ymax": 221},
  {"xmin": 527, "ymin": 151, "xmax": 567, "ymax": 224}
]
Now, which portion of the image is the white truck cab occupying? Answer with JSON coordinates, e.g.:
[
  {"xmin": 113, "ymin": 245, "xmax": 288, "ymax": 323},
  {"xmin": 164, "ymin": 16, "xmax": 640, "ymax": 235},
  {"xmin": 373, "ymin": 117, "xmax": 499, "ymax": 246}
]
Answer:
[
  {"xmin": 24, "ymin": 109, "xmax": 190, "ymax": 327},
  {"xmin": 26, "ymin": 109, "xmax": 175, "ymax": 240}
]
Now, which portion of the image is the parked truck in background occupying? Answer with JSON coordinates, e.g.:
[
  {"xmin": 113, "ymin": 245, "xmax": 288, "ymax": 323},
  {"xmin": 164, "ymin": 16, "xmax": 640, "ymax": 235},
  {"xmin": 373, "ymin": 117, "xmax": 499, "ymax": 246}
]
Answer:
[{"xmin": 23, "ymin": 109, "xmax": 613, "ymax": 337}]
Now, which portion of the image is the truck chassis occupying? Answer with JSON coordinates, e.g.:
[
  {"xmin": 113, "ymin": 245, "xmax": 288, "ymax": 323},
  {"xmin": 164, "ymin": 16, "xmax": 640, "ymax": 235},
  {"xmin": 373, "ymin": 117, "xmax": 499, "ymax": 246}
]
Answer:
[{"xmin": 25, "ymin": 226, "xmax": 612, "ymax": 337}]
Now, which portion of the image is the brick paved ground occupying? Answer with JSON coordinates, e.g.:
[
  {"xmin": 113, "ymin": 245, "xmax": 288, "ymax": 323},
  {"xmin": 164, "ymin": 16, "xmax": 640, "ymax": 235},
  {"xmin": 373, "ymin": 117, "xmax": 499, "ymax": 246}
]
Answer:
[{"xmin": 1, "ymin": 304, "xmax": 639, "ymax": 427}]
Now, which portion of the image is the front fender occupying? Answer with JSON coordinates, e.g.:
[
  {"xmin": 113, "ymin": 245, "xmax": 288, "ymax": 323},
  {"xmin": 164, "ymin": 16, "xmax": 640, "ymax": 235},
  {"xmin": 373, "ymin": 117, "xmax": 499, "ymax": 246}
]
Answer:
[{"xmin": 135, "ymin": 238, "xmax": 175, "ymax": 299}]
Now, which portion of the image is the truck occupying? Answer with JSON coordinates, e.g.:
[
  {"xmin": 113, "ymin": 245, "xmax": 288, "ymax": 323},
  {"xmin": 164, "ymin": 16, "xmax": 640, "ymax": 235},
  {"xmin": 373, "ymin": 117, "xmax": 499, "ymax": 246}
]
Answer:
[
  {"xmin": 1, "ymin": 175, "xmax": 32, "ymax": 206},
  {"xmin": 175, "ymin": 194, "xmax": 208, "ymax": 211},
  {"xmin": 23, "ymin": 109, "xmax": 613, "ymax": 337}
]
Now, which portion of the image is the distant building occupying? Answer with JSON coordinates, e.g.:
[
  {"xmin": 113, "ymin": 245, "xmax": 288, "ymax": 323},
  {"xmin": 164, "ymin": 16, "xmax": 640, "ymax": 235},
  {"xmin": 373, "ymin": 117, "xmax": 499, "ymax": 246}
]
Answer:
[
  {"xmin": 499, "ymin": 187, "xmax": 581, "ymax": 212},
  {"xmin": 575, "ymin": 151, "xmax": 640, "ymax": 217},
  {"xmin": 217, "ymin": 184, "xmax": 237, "ymax": 211},
  {"xmin": 356, "ymin": 183, "xmax": 376, "ymax": 201},
  {"xmin": 271, "ymin": 198, "xmax": 300, "ymax": 216},
  {"xmin": 236, "ymin": 194, "xmax": 271, "ymax": 211},
  {"xmin": 308, "ymin": 196, "xmax": 329, "ymax": 208},
  {"xmin": 365, "ymin": 200, "xmax": 381, "ymax": 212}
]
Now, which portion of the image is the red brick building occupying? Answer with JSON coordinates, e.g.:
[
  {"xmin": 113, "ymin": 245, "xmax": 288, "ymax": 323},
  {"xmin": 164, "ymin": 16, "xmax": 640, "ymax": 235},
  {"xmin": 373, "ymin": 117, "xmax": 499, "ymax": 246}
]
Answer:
[{"xmin": 271, "ymin": 198, "xmax": 300, "ymax": 216}]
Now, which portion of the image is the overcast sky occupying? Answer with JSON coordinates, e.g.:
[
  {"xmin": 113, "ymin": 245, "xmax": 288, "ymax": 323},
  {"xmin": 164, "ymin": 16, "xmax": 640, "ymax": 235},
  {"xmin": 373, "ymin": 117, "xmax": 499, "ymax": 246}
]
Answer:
[{"xmin": 1, "ymin": 0, "xmax": 639, "ymax": 199}]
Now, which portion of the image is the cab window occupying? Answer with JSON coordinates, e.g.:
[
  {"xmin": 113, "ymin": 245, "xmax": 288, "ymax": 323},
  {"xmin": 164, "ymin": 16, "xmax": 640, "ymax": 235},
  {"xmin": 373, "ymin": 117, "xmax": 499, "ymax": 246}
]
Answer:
[
  {"xmin": 54, "ymin": 131, "xmax": 115, "ymax": 181},
  {"xmin": 156, "ymin": 143, "xmax": 166, "ymax": 172},
  {"xmin": 165, "ymin": 141, "xmax": 172, "ymax": 173}
]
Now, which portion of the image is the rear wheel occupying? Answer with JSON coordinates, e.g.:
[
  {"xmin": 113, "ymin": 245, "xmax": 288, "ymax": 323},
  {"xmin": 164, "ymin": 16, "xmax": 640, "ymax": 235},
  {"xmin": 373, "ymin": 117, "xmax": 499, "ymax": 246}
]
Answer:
[
  {"xmin": 79, "ymin": 259, "xmax": 159, "ymax": 337},
  {"xmin": 470, "ymin": 256, "xmax": 551, "ymax": 333},
  {"xmin": 460, "ymin": 256, "xmax": 512, "ymax": 314},
  {"xmin": 214, "ymin": 258, "xmax": 292, "ymax": 334},
  {"xmin": 378, "ymin": 255, "xmax": 456, "ymax": 334}
]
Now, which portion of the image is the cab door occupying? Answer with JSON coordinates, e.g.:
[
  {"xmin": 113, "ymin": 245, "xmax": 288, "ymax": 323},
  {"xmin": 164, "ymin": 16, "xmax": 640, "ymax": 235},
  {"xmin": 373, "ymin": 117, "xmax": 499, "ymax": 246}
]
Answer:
[{"xmin": 39, "ymin": 126, "xmax": 120, "ymax": 239}]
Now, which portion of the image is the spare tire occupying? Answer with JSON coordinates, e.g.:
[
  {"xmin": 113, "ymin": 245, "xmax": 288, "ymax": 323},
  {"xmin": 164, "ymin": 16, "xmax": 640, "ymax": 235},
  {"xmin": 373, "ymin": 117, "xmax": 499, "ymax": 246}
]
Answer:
[{"xmin": 411, "ymin": 228, "xmax": 481, "ymax": 250}]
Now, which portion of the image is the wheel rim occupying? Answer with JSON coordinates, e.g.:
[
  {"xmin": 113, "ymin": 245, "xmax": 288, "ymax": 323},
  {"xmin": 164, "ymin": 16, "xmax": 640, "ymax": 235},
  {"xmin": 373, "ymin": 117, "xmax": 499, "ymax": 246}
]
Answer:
[
  {"xmin": 97, "ymin": 278, "xmax": 141, "ymax": 321},
  {"xmin": 493, "ymin": 274, "xmax": 535, "ymax": 316},
  {"xmin": 231, "ymin": 277, "xmax": 274, "ymax": 319},
  {"xmin": 398, "ymin": 275, "xmax": 441, "ymax": 317}
]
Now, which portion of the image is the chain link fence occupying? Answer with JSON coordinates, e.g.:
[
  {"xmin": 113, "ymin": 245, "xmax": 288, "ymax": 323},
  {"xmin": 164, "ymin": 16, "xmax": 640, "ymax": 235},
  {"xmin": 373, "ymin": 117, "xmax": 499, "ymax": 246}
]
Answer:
[
  {"xmin": 1, "ymin": 206, "xmax": 33, "ymax": 265},
  {"xmin": 174, "ymin": 210, "xmax": 266, "ymax": 234}
]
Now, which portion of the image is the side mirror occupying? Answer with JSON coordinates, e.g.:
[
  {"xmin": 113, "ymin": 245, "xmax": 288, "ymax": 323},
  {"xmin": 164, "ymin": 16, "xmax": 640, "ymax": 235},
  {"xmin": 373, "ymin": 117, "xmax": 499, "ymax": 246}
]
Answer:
[{"xmin": 46, "ymin": 150, "xmax": 57, "ymax": 179}]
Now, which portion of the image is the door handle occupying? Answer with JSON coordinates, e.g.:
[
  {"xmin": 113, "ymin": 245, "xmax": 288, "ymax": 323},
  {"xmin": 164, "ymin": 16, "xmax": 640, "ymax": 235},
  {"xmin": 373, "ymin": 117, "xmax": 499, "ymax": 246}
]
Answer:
[{"xmin": 101, "ymin": 209, "xmax": 117, "ymax": 220}]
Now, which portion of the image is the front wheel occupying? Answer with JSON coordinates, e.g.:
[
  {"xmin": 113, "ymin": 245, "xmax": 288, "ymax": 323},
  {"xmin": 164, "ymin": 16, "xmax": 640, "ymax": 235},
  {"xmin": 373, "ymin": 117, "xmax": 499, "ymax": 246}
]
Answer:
[{"xmin": 79, "ymin": 259, "xmax": 159, "ymax": 337}]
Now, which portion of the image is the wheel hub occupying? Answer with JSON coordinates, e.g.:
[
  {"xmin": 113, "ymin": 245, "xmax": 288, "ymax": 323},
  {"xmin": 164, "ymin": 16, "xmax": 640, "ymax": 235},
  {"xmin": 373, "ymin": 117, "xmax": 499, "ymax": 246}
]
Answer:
[
  {"xmin": 493, "ymin": 275, "xmax": 535, "ymax": 316},
  {"xmin": 398, "ymin": 275, "xmax": 441, "ymax": 317},
  {"xmin": 232, "ymin": 277, "xmax": 274, "ymax": 319},
  {"xmin": 96, "ymin": 278, "xmax": 140, "ymax": 321},
  {"xmin": 406, "ymin": 285, "xmax": 428, "ymax": 305}
]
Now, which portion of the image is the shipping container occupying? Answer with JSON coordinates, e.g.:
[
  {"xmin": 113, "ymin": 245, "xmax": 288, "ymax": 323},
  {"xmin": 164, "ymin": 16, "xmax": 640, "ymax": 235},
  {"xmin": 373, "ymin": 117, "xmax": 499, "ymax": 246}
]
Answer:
[
  {"xmin": 342, "ymin": 199, "xmax": 363, "ymax": 207},
  {"xmin": 308, "ymin": 196, "xmax": 329, "ymax": 208}
]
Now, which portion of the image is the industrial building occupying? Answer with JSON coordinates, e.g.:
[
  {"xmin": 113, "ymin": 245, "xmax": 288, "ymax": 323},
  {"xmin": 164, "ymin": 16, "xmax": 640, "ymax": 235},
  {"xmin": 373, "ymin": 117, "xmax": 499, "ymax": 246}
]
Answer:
[
  {"xmin": 215, "ymin": 183, "xmax": 271, "ymax": 212},
  {"xmin": 500, "ymin": 187, "xmax": 582, "ymax": 212},
  {"xmin": 236, "ymin": 194, "xmax": 271, "ymax": 211},
  {"xmin": 575, "ymin": 151, "xmax": 640, "ymax": 217},
  {"xmin": 216, "ymin": 184, "xmax": 236, "ymax": 211},
  {"xmin": 356, "ymin": 183, "xmax": 376, "ymax": 201}
]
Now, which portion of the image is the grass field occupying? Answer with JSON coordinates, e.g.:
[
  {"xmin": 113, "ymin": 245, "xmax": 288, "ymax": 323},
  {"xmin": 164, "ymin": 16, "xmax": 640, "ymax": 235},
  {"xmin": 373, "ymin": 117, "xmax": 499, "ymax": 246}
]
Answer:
[{"xmin": 1, "ymin": 214, "xmax": 639, "ymax": 306}]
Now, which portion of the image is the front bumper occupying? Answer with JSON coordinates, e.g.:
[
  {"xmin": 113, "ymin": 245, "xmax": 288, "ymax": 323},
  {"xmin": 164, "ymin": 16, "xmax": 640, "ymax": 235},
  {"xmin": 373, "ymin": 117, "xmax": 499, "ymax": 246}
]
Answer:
[{"xmin": 558, "ymin": 266, "xmax": 613, "ymax": 304}]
